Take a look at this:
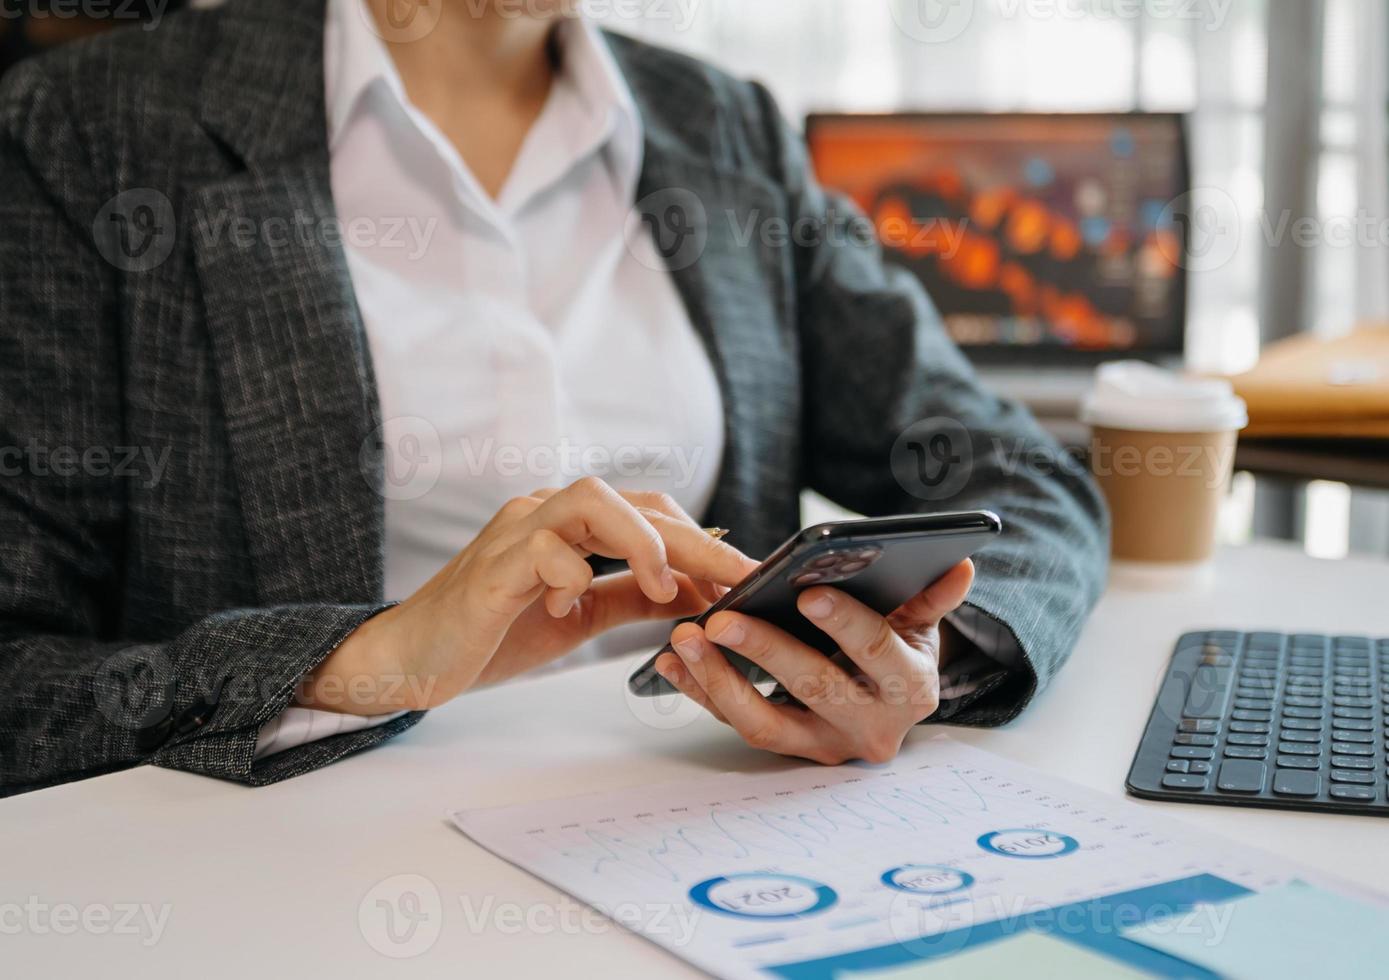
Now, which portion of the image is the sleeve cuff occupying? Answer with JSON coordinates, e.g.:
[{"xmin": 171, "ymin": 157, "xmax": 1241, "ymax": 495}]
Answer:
[{"xmin": 254, "ymin": 706, "xmax": 409, "ymax": 761}]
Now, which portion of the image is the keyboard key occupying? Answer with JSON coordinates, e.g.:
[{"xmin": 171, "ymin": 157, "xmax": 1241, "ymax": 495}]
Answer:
[
  {"xmin": 1171, "ymin": 746, "xmax": 1214, "ymax": 760},
  {"xmin": 1188, "ymin": 761, "xmax": 1212, "ymax": 774},
  {"xmin": 1330, "ymin": 756, "xmax": 1374, "ymax": 770},
  {"xmin": 1285, "ymin": 686, "xmax": 1323, "ymax": 698},
  {"xmin": 1276, "ymin": 755, "xmax": 1320, "ymax": 769},
  {"xmin": 1272, "ymin": 770, "xmax": 1321, "ymax": 797},
  {"xmin": 1332, "ymin": 742, "xmax": 1372, "ymax": 756},
  {"xmin": 1174, "ymin": 733, "xmax": 1217, "ymax": 747},
  {"xmin": 1331, "ymin": 730, "xmax": 1373, "ymax": 743},
  {"xmin": 1333, "ymin": 697, "xmax": 1373, "ymax": 708},
  {"xmin": 1162, "ymin": 774, "xmax": 1209, "ymax": 791},
  {"xmin": 1184, "ymin": 666, "xmax": 1232, "ymax": 719},
  {"xmin": 1167, "ymin": 760, "xmax": 1190, "ymax": 773},
  {"xmin": 1330, "ymin": 785, "xmax": 1376, "ymax": 801},
  {"xmin": 1227, "ymin": 733, "xmax": 1269, "ymax": 746},
  {"xmin": 1330, "ymin": 770, "xmax": 1376, "ymax": 785},
  {"xmin": 1282, "ymin": 707, "xmax": 1323, "ymax": 720},
  {"xmin": 1217, "ymin": 759, "xmax": 1267, "ymax": 793},
  {"xmin": 1281, "ymin": 718, "xmax": 1322, "ymax": 731},
  {"xmin": 1178, "ymin": 718, "xmax": 1219, "ymax": 733},
  {"xmin": 1278, "ymin": 730, "xmax": 1320, "ymax": 743},
  {"xmin": 1333, "ymin": 707, "xmax": 1372, "ymax": 719},
  {"xmin": 1224, "ymin": 746, "xmax": 1267, "ymax": 760},
  {"xmin": 1233, "ymin": 698, "xmax": 1273, "ymax": 711},
  {"xmin": 1232, "ymin": 710, "xmax": 1272, "ymax": 722},
  {"xmin": 1278, "ymin": 742, "xmax": 1320, "ymax": 755},
  {"xmin": 1229, "ymin": 721, "xmax": 1271, "ymax": 733},
  {"xmin": 1333, "ymin": 718, "xmax": 1373, "ymax": 731},
  {"xmin": 1282, "ymin": 697, "xmax": 1322, "ymax": 709}
]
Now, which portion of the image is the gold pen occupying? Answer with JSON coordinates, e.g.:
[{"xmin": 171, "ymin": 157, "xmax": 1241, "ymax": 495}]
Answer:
[{"xmin": 703, "ymin": 527, "xmax": 730, "ymax": 540}]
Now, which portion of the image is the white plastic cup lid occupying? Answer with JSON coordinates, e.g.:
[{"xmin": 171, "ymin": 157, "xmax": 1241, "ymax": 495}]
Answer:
[{"xmin": 1080, "ymin": 361, "xmax": 1248, "ymax": 433}]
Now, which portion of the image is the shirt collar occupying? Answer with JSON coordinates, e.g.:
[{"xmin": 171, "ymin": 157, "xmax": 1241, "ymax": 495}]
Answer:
[{"xmin": 323, "ymin": 0, "xmax": 643, "ymax": 198}]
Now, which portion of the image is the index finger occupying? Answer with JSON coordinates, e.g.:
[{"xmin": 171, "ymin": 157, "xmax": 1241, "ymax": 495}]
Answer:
[
  {"xmin": 523, "ymin": 478, "xmax": 675, "ymax": 602},
  {"xmin": 642, "ymin": 511, "xmax": 760, "ymax": 588},
  {"xmin": 528, "ymin": 485, "xmax": 758, "ymax": 588}
]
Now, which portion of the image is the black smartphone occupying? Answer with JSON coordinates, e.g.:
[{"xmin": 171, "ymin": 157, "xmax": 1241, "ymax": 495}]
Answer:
[{"xmin": 627, "ymin": 510, "xmax": 1002, "ymax": 697}]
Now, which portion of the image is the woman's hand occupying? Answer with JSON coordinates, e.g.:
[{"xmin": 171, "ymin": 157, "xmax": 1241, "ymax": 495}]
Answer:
[
  {"xmin": 654, "ymin": 560, "xmax": 975, "ymax": 765},
  {"xmin": 299, "ymin": 478, "xmax": 758, "ymax": 714}
]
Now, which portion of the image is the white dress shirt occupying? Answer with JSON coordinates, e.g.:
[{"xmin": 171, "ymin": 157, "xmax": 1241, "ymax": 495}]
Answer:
[{"xmin": 256, "ymin": 1, "xmax": 725, "ymax": 759}]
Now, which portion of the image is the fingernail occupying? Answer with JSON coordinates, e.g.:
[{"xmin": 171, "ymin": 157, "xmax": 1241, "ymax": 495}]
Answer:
[
  {"xmin": 657, "ymin": 659, "xmax": 684, "ymax": 684},
  {"xmin": 710, "ymin": 620, "xmax": 744, "ymax": 646},
  {"xmin": 660, "ymin": 567, "xmax": 678, "ymax": 595},
  {"xmin": 673, "ymin": 636, "xmax": 703, "ymax": 663},
  {"xmin": 803, "ymin": 593, "xmax": 834, "ymax": 619}
]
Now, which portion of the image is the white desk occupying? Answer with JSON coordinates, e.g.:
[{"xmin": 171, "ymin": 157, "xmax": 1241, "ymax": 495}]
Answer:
[{"xmin": 5, "ymin": 541, "xmax": 1388, "ymax": 977}]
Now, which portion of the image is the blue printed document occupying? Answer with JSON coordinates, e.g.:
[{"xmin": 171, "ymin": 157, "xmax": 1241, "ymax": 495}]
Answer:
[{"xmin": 450, "ymin": 737, "xmax": 1383, "ymax": 980}]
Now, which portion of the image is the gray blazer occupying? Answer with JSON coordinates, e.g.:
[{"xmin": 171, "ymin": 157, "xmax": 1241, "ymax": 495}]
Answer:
[{"xmin": 0, "ymin": 0, "xmax": 1108, "ymax": 795}]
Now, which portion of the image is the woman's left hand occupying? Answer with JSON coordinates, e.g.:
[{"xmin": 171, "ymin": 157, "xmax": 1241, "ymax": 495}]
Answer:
[{"xmin": 654, "ymin": 560, "xmax": 975, "ymax": 765}]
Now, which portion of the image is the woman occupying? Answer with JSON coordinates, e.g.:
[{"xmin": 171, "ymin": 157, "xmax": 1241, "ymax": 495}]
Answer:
[{"xmin": 0, "ymin": 0, "xmax": 1107, "ymax": 794}]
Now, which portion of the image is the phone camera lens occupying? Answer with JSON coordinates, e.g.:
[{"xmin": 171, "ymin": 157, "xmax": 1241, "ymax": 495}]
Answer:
[{"xmin": 788, "ymin": 545, "xmax": 883, "ymax": 587}]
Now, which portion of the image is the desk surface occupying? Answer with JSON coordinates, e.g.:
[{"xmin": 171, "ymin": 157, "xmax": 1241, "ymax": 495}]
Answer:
[{"xmin": 6, "ymin": 541, "xmax": 1389, "ymax": 977}]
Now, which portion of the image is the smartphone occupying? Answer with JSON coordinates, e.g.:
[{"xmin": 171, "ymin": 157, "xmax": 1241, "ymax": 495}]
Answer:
[{"xmin": 627, "ymin": 510, "xmax": 1002, "ymax": 697}]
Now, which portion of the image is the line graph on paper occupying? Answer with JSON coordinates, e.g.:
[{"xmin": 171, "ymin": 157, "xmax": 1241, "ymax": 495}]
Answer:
[{"xmin": 450, "ymin": 738, "xmax": 1300, "ymax": 979}]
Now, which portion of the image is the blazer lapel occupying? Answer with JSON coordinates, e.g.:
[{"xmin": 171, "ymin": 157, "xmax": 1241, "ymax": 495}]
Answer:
[
  {"xmin": 190, "ymin": 0, "xmax": 384, "ymax": 604},
  {"xmin": 612, "ymin": 36, "xmax": 803, "ymax": 557}
]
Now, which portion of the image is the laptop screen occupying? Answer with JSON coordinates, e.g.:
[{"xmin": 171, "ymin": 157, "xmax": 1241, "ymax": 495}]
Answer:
[{"xmin": 805, "ymin": 113, "xmax": 1189, "ymax": 361}]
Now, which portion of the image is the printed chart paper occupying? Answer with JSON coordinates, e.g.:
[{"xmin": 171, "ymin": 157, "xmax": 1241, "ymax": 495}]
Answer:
[{"xmin": 449, "ymin": 737, "xmax": 1367, "ymax": 979}]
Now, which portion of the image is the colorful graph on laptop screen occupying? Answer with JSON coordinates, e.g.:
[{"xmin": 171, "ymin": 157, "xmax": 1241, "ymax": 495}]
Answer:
[{"xmin": 805, "ymin": 113, "xmax": 1189, "ymax": 357}]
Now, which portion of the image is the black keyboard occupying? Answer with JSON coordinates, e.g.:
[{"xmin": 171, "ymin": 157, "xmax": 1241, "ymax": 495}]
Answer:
[{"xmin": 1127, "ymin": 630, "xmax": 1389, "ymax": 816}]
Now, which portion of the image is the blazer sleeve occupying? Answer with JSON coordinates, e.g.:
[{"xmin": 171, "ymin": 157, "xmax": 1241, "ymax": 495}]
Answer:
[
  {"xmin": 744, "ymin": 83, "xmax": 1111, "ymax": 726},
  {"xmin": 0, "ymin": 62, "xmax": 422, "ymax": 796}
]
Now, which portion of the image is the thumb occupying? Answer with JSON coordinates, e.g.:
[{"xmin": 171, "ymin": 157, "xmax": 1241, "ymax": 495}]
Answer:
[
  {"xmin": 890, "ymin": 559, "xmax": 975, "ymax": 627},
  {"xmin": 580, "ymin": 572, "xmax": 711, "ymax": 638}
]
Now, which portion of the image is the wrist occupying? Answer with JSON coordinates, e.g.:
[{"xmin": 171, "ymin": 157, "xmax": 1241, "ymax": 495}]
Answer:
[{"xmin": 295, "ymin": 606, "xmax": 425, "ymax": 714}]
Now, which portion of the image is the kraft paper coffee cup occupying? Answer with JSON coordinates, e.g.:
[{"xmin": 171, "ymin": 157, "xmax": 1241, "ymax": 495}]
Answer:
[{"xmin": 1081, "ymin": 362, "xmax": 1248, "ymax": 586}]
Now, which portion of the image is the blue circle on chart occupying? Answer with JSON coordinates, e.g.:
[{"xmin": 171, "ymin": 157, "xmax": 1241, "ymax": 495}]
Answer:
[
  {"xmin": 688, "ymin": 873, "xmax": 838, "ymax": 921},
  {"xmin": 880, "ymin": 865, "xmax": 976, "ymax": 896},
  {"xmin": 977, "ymin": 829, "xmax": 1079, "ymax": 860}
]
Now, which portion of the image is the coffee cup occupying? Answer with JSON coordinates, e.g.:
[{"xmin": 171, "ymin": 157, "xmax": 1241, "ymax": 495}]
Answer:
[{"xmin": 1081, "ymin": 362, "xmax": 1248, "ymax": 586}]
